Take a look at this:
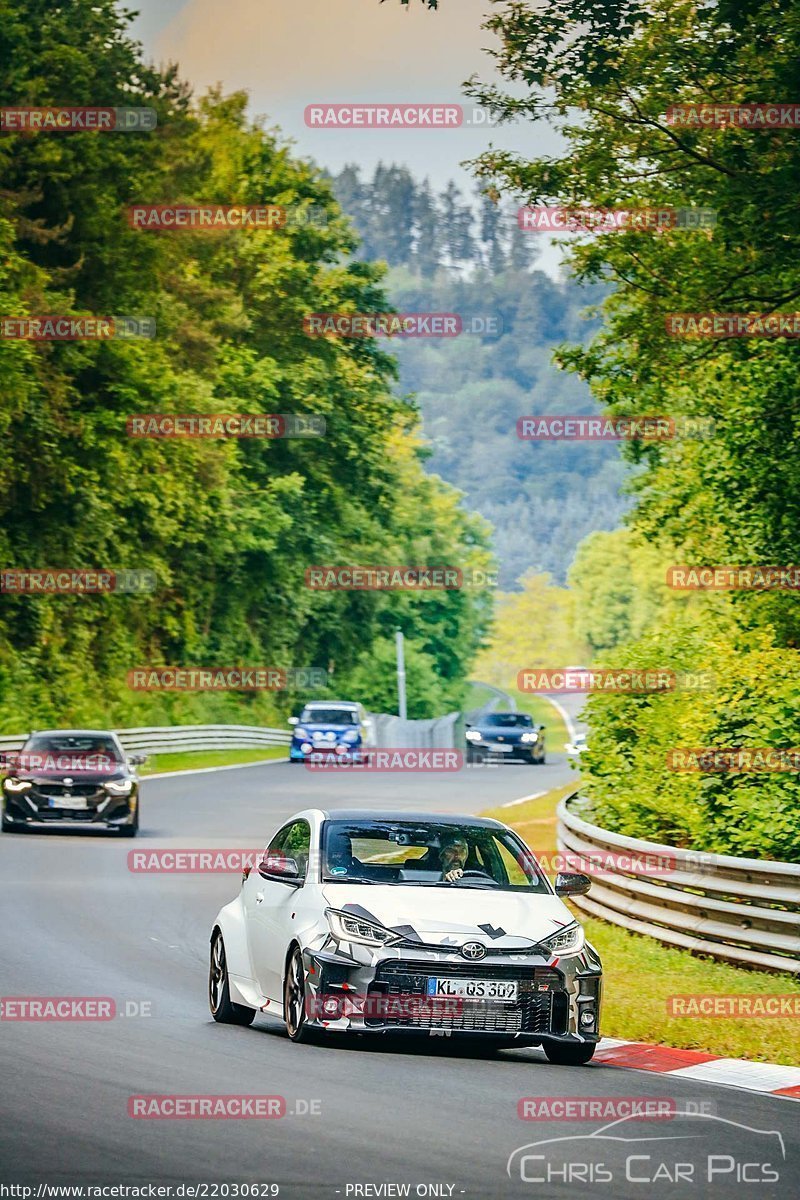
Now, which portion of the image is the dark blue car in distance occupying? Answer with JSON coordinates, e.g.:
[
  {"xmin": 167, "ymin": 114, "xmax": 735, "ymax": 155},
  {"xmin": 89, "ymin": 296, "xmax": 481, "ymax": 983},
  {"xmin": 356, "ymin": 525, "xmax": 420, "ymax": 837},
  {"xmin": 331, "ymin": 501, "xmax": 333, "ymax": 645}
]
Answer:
[
  {"xmin": 288, "ymin": 701, "xmax": 373, "ymax": 763},
  {"xmin": 465, "ymin": 711, "xmax": 546, "ymax": 764}
]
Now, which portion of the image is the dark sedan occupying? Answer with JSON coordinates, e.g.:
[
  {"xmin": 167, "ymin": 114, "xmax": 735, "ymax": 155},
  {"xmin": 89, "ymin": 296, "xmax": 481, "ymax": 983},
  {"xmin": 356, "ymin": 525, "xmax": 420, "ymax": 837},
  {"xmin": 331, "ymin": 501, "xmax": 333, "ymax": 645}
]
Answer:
[
  {"xmin": 1, "ymin": 729, "xmax": 144, "ymax": 835},
  {"xmin": 465, "ymin": 712, "xmax": 546, "ymax": 764}
]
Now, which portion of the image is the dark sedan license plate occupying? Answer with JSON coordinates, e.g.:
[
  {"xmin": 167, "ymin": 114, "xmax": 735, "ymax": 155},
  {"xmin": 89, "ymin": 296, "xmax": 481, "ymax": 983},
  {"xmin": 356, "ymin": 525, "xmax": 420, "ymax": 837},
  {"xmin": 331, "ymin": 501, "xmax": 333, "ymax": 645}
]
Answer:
[{"xmin": 48, "ymin": 796, "xmax": 88, "ymax": 809}]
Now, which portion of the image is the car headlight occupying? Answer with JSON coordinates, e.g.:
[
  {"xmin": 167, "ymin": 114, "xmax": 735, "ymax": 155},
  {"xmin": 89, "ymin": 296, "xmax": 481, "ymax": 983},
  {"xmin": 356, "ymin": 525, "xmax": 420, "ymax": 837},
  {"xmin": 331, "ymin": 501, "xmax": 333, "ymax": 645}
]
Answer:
[
  {"xmin": 293, "ymin": 727, "xmax": 309, "ymax": 740},
  {"xmin": 3, "ymin": 777, "xmax": 32, "ymax": 793},
  {"xmin": 539, "ymin": 922, "xmax": 585, "ymax": 956},
  {"xmin": 326, "ymin": 908, "xmax": 401, "ymax": 947},
  {"xmin": 520, "ymin": 732, "xmax": 537, "ymax": 743},
  {"xmin": 465, "ymin": 730, "xmax": 482, "ymax": 743},
  {"xmin": 103, "ymin": 779, "xmax": 134, "ymax": 796},
  {"xmin": 341, "ymin": 730, "xmax": 360, "ymax": 744}
]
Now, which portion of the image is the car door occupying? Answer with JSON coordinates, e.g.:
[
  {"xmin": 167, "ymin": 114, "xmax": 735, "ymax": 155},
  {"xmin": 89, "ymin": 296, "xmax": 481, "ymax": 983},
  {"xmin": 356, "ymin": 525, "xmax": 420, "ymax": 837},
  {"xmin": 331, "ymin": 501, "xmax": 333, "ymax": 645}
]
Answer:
[{"xmin": 244, "ymin": 819, "xmax": 311, "ymax": 1002}]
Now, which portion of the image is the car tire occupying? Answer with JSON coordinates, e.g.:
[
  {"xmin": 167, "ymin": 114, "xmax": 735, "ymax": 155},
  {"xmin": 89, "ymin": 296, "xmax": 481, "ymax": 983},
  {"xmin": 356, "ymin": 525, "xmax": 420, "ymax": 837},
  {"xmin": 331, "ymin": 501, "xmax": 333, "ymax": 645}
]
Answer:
[
  {"xmin": 284, "ymin": 946, "xmax": 315, "ymax": 1043},
  {"xmin": 2, "ymin": 812, "xmax": 16, "ymax": 833},
  {"xmin": 116, "ymin": 803, "xmax": 139, "ymax": 837},
  {"xmin": 543, "ymin": 1040, "xmax": 596, "ymax": 1065},
  {"xmin": 209, "ymin": 931, "xmax": 256, "ymax": 1026}
]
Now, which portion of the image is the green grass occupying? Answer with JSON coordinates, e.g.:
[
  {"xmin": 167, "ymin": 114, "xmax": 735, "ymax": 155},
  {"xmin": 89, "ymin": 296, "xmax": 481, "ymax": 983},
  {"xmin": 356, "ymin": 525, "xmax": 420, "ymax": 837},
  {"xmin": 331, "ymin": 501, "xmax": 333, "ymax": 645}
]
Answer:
[
  {"xmin": 483, "ymin": 784, "xmax": 800, "ymax": 1065},
  {"xmin": 140, "ymin": 745, "xmax": 287, "ymax": 775}
]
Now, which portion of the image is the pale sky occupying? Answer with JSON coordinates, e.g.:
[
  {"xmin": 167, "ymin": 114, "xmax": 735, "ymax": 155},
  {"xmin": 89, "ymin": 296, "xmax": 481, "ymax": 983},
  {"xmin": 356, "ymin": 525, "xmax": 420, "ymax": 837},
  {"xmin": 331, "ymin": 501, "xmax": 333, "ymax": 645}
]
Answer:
[{"xmin": 125, "ymin": 0, "xmax": 566, "ymax": 273}]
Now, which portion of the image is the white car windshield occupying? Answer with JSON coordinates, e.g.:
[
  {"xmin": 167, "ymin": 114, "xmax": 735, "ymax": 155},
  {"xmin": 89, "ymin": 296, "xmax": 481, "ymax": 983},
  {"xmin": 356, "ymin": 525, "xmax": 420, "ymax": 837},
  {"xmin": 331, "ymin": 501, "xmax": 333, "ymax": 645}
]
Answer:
[
  {"xmin": 299, "ymin": 708, "xmax": 358, "ymax": 725},
  {"xmin": 321, "ymin": 819, "xmax": 550, "ymax": 892}
]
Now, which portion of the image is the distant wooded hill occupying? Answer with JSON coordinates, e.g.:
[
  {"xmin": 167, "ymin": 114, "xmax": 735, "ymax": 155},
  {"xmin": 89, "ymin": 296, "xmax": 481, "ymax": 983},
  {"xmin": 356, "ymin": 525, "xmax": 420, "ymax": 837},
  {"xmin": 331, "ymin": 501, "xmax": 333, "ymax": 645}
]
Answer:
[{"xmin": 330, "ymin": 164, "xmax": 629, "ymax": 587}]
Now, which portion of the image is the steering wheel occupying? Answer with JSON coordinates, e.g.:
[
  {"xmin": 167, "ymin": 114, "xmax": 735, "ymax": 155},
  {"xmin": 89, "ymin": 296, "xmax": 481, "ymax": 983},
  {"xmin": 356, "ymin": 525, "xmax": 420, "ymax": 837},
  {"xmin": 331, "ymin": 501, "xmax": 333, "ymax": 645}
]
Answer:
[{"xmin": 454, "ymin": 869, "xmax": 501, "ymax": 887}]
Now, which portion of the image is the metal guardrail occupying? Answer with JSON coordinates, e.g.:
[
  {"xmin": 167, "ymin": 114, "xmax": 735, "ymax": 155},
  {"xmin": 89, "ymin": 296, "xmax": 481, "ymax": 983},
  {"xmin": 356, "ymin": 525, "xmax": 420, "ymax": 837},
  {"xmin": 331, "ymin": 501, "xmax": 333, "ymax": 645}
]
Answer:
[
  {"xmin": 0, "ymin": 725, "xmax": 291, "ymax": 756},
  {"xmin": 368, "ymin": 711, "xmax": 461, "ymax": 749},
  {"xmin": 557, "ymin": 794, "xmax": 800, "ymax": 975}
]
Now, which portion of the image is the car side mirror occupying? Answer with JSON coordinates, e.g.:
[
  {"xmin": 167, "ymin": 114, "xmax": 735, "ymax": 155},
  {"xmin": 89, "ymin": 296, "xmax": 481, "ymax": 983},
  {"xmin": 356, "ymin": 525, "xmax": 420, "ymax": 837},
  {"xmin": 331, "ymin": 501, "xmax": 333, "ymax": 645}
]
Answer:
[
  {"xmin": 554, "ymin": 871, "xmax": 591, "ymax": 897},
  {"xmin": 539, "ymin": 725, "xmax": 546, "ymax": 731},
  {"xmin": 288, "ymin": 716, "xmax": 299, "ymax": 726},
  {"xmin": 128, "ymin": 754, "xmax": 148, "ymax": 766},
  {"xmin": 258, "ymin": 854, "xmax": 302, "ymax": 885}
]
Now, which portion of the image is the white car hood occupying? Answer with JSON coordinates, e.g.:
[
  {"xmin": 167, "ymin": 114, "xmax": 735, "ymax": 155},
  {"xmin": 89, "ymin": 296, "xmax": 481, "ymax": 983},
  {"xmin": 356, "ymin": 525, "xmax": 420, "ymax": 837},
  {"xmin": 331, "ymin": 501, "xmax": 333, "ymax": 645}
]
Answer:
[{"xmin": 321, "ymin": 883, "xmax": 573, "ymax": 947}]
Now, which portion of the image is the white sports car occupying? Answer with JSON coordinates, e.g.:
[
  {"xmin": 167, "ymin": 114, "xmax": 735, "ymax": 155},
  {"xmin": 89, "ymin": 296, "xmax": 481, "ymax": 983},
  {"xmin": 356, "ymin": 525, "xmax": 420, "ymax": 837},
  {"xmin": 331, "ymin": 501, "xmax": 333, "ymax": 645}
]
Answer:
[{"xmin": 209, "ymin": 808, "xmax": 602, "ymax": 1064}]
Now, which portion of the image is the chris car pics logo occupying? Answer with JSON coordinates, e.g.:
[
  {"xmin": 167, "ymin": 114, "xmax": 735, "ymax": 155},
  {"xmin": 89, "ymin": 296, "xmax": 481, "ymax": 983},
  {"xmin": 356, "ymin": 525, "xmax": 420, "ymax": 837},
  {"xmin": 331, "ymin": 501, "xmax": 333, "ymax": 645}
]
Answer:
[{"xmin": 507, "ymin": 1112, "xmax": 785, "ymax": 1186}]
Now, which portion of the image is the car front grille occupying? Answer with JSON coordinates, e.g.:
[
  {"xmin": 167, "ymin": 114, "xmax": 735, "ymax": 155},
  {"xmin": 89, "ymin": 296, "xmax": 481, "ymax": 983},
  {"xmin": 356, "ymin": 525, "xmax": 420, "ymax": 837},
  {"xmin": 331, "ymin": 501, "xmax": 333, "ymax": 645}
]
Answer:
[
  {"xmin": 32, "ymin": 783, "xmax": 103, "ymax": 798},
  {"xmin": 366, "ymin": 961, "xmax": 568, "ymax": 1034}
]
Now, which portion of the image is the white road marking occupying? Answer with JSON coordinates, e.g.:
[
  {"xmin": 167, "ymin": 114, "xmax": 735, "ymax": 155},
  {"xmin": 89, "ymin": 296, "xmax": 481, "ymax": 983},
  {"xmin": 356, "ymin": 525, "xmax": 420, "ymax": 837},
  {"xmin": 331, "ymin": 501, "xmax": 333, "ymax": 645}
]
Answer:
[
  {"xmin": 143, "ymin": 757, "xmax": 288, "ymax": 781},
  {"xmin": 500, "ymin": 791, "xmax": 545, "ymax": 808}
]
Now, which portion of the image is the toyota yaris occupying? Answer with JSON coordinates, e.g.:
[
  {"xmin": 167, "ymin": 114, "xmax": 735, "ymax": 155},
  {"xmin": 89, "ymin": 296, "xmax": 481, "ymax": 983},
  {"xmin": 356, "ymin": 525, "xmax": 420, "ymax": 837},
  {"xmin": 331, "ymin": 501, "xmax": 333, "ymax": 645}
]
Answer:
[{"xmin": 209, "ymin": 809, "xmax": 602, "ymax": 1063}]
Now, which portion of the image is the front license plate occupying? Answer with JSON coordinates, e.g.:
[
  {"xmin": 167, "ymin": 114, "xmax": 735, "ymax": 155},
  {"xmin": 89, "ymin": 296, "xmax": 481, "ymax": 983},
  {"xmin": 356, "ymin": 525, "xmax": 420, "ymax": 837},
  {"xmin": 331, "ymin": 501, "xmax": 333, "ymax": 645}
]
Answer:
[
  {"xmin": 48, "ymin": 796, "xmax": 88, "ymax": 810},
  {"xmin": 489, "ymin": 743, "xmax": 514, "ymax": 752},
  {"xmin": 428, "ymin": 978, "xmax": 518, "ymax": 1000}
]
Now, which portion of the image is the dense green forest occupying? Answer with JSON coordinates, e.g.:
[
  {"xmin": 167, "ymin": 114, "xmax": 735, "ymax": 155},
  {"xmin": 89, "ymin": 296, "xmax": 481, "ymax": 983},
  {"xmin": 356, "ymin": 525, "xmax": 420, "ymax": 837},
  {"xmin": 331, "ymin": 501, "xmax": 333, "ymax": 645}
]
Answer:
[
  {"xmin": 0, "ymin": 0, "xmax": 494, "ymax": 727},
  {"xmin": 465, "ymin": 0, "xmax": 800, "ymax": 858},
  {"xmin": 329, "ymin": 164, "xmax": 629, "ymax": 587}
]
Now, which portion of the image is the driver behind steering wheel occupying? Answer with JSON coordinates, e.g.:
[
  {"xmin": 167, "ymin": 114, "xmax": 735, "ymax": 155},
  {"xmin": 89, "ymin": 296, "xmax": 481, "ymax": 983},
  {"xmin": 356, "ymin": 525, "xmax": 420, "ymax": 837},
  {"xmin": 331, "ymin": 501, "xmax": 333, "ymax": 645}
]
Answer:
[{"xmin": 440, "ymin": 835, "xmax": 469, "ymax": 883}]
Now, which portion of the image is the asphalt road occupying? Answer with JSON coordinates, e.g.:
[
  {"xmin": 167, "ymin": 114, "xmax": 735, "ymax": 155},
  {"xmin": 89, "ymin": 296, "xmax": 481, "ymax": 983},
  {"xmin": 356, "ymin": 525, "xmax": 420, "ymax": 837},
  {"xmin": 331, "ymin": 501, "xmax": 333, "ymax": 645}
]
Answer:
[{"xmin": 1, "ymin": 756, "xmax": 796, "ymax": 1198}]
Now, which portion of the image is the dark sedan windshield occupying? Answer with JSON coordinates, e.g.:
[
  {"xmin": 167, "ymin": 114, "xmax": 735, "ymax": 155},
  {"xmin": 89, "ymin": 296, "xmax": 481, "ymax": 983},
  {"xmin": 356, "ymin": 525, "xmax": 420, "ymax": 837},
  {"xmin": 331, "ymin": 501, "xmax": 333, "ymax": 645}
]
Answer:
[
  {"xmin": 22, "ymin": 734, "xmax": 123, "ymax": 760},
  {"xmin": 321, "ymin": 819, "xmax": 549, "ymax": 891},
  {"xmin": 17, "ymin": 734, "xmax": 124, "ymax": 773},
  {"xmin": 299, "ymin": 708, "xmax": 358, "ymax": 725},
  {"xmin": 482, "ymin": 713, "xmax": 533, "ymax": 728}
]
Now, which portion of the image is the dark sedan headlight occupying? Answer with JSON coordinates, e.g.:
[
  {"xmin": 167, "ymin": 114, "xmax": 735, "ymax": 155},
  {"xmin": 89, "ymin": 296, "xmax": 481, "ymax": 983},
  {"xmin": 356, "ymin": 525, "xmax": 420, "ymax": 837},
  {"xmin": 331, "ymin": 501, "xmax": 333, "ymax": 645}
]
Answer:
[
  {"xmin": 3, "ymin": 777, "xmax": 32, "ymax": 792},
  {"xmin": 103, "ymin": 779, "xmax": 134, "ymax": 796},
  {"xmin": 520, "ymin": 732, "xmax": 539, "ymax": 744},
  {"xmin": 465, "ymin": 730, "xmax": 482, "ymax": 743},
  {"xmin": 326, "ymin": 908, "xmax": 401, "ymax": 947},
  {"xmin": 539, "ymin": 922, "xmax": 585, "ymax": 956}
]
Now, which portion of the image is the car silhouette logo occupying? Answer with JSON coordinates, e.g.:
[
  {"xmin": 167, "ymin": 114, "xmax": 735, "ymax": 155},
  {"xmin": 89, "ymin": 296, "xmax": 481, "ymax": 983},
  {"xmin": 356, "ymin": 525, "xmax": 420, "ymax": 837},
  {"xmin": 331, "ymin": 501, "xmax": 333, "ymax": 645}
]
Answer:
[
  {"xmin": 461, "ymin": 941, "xmax": 486, "ymax": 960},
  {"xmin": 63, "ymin": 778, "xmax": 73, "ymax": 787}
]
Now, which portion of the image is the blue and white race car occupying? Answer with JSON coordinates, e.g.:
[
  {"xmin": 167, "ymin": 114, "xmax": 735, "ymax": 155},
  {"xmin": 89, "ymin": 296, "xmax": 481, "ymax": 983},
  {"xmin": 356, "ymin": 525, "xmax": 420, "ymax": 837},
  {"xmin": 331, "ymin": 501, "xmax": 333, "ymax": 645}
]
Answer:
[{"xmin": 288, "ymin": 701, "xmax": 373, "ymax": 763}]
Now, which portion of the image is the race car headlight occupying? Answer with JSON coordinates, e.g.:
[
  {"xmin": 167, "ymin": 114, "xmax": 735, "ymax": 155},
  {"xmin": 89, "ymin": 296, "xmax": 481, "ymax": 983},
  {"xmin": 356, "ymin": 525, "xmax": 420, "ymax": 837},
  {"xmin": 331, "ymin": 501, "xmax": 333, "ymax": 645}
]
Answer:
[
  {"xmin": 3, "ymin": 777, "xmax": 32, "ymax": 792},
  {"xmin": 103, "ymin": 779, "xmax": 134, "ymax": 796},
  {"xmin": 294, "ymin": 727, "xmax": 309, "ymax": 740},
  {"xmin": 341, "ymin": 730, "xmax": 360, "ymax": 744},
  {"xmin": 540, "ymin": 922, "xmax": 585, "ymax": 956},
  {"xmin": 520, "ymin": 732, "xmax": 537, "ymax": 743},
  {"xmin": 326, "ymin": 909, "xmax": 401, "ymax": 947},
  {"xmin": 465, "ymin": 730, "xmax": 482, "ymax": 743}
]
